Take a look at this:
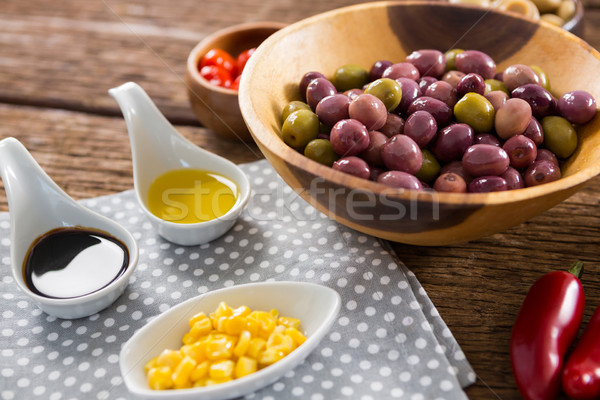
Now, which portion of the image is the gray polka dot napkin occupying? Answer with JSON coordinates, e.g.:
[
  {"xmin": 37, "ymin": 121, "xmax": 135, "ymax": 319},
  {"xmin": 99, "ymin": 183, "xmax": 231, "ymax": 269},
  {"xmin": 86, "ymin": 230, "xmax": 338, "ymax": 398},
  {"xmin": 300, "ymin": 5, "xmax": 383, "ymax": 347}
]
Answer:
[{"xmin": 0, "ymin": 159, "xmax": 475, "ymax": 400}]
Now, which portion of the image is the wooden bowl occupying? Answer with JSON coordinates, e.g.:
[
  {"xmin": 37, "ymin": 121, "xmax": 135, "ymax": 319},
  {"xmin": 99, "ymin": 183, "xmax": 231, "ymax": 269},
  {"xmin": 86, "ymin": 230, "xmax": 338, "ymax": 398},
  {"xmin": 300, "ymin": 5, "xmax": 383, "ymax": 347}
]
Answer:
[
  {"xmin": 563, "ymin": 0, "xmax": 584, "ymax": 37},
  {"xmin": 185, "ymin": 22, "xmax": 285, "ymax": 142},
  {"xmin": 239, "ymin": 1, "xmax": 600, "ymax": 246}
]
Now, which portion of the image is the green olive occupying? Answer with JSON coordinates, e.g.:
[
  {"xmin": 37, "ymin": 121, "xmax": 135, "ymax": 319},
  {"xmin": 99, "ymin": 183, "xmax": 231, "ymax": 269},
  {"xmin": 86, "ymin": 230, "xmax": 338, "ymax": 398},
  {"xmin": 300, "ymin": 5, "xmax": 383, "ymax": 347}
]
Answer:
[
  {"xmin": 304, "ymin": 139, "xmax": 339, "ymax": 167},
  {"xmin": 333, "ymin": 64, "xmax": 369, "ymax": 92},
  {"xmin": 415, "ymin": 149, "xmax": 441, "ymax": 183},
  {"xmin": 453, "ymin": 93, "xmax": 495, "ymax": 133},
  {"xmin": 282, "ymin": 101, "xmax": 311, "ymax": 122},
  {"xmin": 281, "ymin": 109, "xmax": 319, "ymax": 148},
  {"xmin": 530, "ymin": 65, "xmax": 551, "ymax": 92},
  {"xmin": 542, "ymin": 116, "xmax": 577, "ymax": 158},
  {"xmin": 444, "ymin": 48, "xmax": 464, "ymax": 71},
  {"xmin": 484, "ymin": 79, "xmax": 509, "ymax": 95},
  {"xmin": 364, "ymin": 78, "xmax": 403, "ymax": 111}
]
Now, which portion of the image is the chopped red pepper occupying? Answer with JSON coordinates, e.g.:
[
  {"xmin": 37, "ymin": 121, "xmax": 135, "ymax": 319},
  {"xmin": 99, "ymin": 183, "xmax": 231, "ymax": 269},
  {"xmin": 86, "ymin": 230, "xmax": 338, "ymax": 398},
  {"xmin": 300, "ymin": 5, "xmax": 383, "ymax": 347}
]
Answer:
[
  {"xmin": 510, "ymin": 262, "xmax": 585, "ymax": 400},
  {"xmin": 562, "ymin": 303, "xmax": 600, "ymax": 399}
]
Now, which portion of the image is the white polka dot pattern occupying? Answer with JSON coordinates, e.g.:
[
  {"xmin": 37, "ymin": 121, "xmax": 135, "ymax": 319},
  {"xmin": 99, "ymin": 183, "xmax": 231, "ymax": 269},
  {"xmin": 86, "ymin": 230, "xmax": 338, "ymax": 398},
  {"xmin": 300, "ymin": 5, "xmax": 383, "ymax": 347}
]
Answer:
[{"xmin": 0, "ymin": 160, "xmax": 475, "ymax": 399}]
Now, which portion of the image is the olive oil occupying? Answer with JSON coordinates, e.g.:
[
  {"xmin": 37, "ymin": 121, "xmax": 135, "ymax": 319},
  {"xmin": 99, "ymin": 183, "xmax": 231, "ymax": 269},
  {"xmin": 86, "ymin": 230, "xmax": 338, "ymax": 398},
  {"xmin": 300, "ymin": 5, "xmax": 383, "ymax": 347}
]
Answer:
[
  {"xmin": 24, "ymin": 227, "xmax": 129, "ymax": 299},
  {"xmin": 147, "ymin": 169, "xmax": 238, "ymax": 224}
]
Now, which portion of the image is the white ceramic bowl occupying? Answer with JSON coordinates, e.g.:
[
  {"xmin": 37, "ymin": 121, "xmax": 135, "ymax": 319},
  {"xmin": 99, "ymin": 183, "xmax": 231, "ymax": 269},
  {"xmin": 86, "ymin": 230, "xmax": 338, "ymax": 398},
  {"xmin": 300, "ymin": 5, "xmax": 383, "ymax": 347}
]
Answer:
[
  {"xmin": 110, "ymin": 82, "xmax": 251, "ymax": 246},
  {"xmin": 0, "ymin": 137, "xmax": 139, "ymax": 319},
  {"xmin": 120, "ymin": 281, "xmax": 341, "ymax": 400}
]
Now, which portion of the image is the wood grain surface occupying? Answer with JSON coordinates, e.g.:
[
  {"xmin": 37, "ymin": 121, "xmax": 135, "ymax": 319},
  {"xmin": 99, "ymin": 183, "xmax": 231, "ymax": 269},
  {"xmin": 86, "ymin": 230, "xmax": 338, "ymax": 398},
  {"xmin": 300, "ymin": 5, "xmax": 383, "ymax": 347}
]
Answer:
[{"xmin": 1, "ymin": 1, "xmax": 599, "ymax": 399}]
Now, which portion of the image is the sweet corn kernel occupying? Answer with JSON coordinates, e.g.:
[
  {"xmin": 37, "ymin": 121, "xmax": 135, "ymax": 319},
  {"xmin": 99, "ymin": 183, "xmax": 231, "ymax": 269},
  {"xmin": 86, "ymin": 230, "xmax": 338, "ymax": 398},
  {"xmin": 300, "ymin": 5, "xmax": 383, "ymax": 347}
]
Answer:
[
  {"xmin": 156, "ymin": 349, "xmax": 183, "ymax": 369},
  {"xmin": 146, "ymin": 303, "xmax": 305, "ymax": 390},
  {"xmin": 233, "ymin": 330, "xmax": 252, "ymax": 358},
  {"xmin": 172, "ymin": 355, "xmax": 197, "ymax": 388},
  {"xmin": 148, "ymin": 366, "xmax": 174, "ymax": 390},
  {"xmin": 235, "ymin": 356, "xmax": 257, "ymax": 378}
]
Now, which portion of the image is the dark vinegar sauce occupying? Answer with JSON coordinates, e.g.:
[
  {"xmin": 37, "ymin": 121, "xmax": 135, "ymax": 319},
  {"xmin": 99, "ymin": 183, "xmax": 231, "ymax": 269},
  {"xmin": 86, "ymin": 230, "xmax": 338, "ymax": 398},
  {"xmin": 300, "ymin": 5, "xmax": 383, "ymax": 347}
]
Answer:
[{"xmin": 23, "ymin": 227, "xmax": 129, "ymax": 299}]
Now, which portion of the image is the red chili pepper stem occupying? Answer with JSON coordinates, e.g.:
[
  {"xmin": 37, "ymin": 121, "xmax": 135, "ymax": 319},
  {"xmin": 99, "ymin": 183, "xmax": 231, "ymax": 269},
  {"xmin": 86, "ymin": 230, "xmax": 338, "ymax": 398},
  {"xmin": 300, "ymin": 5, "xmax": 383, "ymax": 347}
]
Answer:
[{"xmin": 568, "ymin": 261, "xmax": 584, "ymax": 279}]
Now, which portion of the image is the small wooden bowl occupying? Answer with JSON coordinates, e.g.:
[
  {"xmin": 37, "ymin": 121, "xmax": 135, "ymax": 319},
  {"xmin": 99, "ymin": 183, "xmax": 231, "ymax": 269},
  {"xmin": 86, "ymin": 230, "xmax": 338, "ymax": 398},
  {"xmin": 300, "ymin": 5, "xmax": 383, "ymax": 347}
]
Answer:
[
  {"xmin": 185, "ymin": 22, "xmax": 285, "ymax": 142},
  {"xmin": 563, "ymin": 0, "xmax": 584, "ymax": 37},
  {"xmin": 239, "ymin": 1, "xmax": 600, "ymax": 246}
]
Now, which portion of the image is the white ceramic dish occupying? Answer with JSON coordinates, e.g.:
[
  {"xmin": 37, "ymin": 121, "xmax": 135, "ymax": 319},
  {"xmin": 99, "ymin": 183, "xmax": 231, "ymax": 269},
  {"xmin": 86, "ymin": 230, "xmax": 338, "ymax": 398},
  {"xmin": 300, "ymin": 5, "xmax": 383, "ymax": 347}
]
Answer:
[
  {"xmin": 0, "ymin": 137, "xmax": 139, "ymax": 319},
  {"xmin": 119, "ymin": 281, "xmax": 341, "ymax": 400},
  {"xmin": 109, "ymin": 82, "xmax": 251, "ymax": 246}
]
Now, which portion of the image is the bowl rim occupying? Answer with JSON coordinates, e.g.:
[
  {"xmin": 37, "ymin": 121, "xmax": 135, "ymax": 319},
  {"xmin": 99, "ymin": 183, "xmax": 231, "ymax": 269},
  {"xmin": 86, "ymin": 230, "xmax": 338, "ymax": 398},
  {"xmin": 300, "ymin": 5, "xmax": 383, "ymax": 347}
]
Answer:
[
  {"xmin": 239, "ymin": 0, "xmax": 600, "ymax": 206},
  {"xmin": 186, "ymin": 21, "xmax": 288, "ymax": 96}
]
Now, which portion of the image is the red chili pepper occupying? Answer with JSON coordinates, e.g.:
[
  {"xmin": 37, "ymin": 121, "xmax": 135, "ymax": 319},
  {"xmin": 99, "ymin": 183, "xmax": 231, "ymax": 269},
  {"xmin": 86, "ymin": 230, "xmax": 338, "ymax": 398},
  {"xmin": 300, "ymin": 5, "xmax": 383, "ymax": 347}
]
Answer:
[
  {"xmin": 510, "ymin": 262, "xmax": 585, "ymax": 400},
  {"xmin": 562, "ymin": 302, "xmax": 600, "ymax": 399}
]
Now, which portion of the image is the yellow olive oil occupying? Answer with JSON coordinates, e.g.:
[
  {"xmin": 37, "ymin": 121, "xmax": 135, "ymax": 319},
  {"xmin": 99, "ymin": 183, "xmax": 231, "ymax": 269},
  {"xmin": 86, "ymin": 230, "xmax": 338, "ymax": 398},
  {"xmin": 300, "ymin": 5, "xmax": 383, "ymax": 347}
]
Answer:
[{"xmin": 147, "ymin": 169, "xmax": 238, "ymax": 224}]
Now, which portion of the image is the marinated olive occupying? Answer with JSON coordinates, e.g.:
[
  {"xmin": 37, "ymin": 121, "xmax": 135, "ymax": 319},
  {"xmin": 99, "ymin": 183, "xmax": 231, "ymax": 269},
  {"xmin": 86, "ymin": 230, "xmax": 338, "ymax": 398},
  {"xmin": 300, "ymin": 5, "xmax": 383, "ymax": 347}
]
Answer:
[
  {"xmin": 333, "ymin": 64, "xmax": 369, "ymax": 92},
  {"xmin": 457, "ymin": 73, "xmax": 486, "ymax": 97},
  {"xmin": 541, "ymin": 115, "xmax": 578, "ymax": 158},
  {"xmin": 494, "ymin": 98, "xmax": 532, "ymax": 139},
  {"xmin": 557, "ymin": 90, "xmax": 597, "ymax": 125},
  {"xmin": 282, "ymin": 101, "xmax": 311, "ymax": 122},
  {"xmin": 415, "ymin": 149, "xmax": 441, "ymax": 183},
  {"xmin": 349, "ymin": 94, "xmax": 388, "ymax": 131},
  {"xmin": 299, "ymin": 71, "xmax": 326, "ymax": 100},
  {"xmin": 381, "ymin": 134, "xmax": 423, "ymax": 175},
  {"xmin": 395, "ymin": 78, "xmax": 422, "ymax": 114},
  {"xmin": 484, "ymin": 79, "xmax": 509, "ymax": 95},
  {"xmin": 425, "ymin": 81, "xmax": 458, "ymax": 108},
  {"xmin": 453, "ymin": 92, "xmax": 495, "ymax": 133},
  {"xmin": 474, "ymin": 133, "xmax": 501, "ymax": 147},
  {"xmin": 382, "ymin": 62, "xmax": 420, "ymax": 81},
  {"xmin": 433, "ymin": 172, "xmax": 467, "ymax": 193},
  {"xmin": 511, "ymin": 84, "xmax": 555, "ymax": 119},
  {"xmin": 442, "ymin": 70, "xmax": 466, "ymax": 89},
  {"xmin": 364, "ymin": 78, "xmax": 403, "ymax": 111},
  {"xmin": 404, "ymin": 110, "xmax": 437, "ymax": 147},
  {"xmin": 523, "ymin": 116, "xmax": 544, "ymax": 146},
  {"xmin": 502, "ymin": 64, "xmax": 541, "ymax": 92},
  {"xmin": 377, "ymin": 170, "xmax": 423, "ymax": 190},
  {"xmin": 530, "ymin": 65, "xmax": 551, "ymax": 92},
  {"xmin": 484, "ymin": 90, "xmax": 509, "ymax": 112},
  {"xmin": 315, "ymin": 94, "xmax": 351, "ymax": 127},
  {"xmin": 455, "ymin": 50, "xmax": 496, "ymax": 79},
  {"xmin": 281, "ymin": 109, "xmax": 320, "ymax": 148},
  {"xmin": 501, "ymin": 167, "xmax": 525, "ymax": 190},
  {"xmin": 503, "ymin": 135, "xmax": 537, "ymax": 169},
  {"xmin": 369, "ymin": 60, "xmax": 393, "ymax": 81},
  {"xmin": 304, "ymin": 138, "xmax": 339, "ymax": 167},
  {"xmin": 344, "ymin": 88, "xmax": 364, "ymax": 100},
  {"xmin": 380, "ymin": 113, "xmax": 405, "ymax": 138},
  {"xmin": 408, "ymin": 96, "xmax": 453, "ymax": 127},
  {"xmin": 360, "ymin": 130, "xmax": 388, "ymax": 167},
  {"xmin": 468, "ymin": 176, "xmax": 508, "ymax": 192},
  {"xmin": 432, "ymin": 123, "xmax": 474, "ymax": 162},
  {"xmin": 462, "ymin": 144, "xmax": 510, "ymax": 177},
  {"xmin": 406, "ymin": 49, "xmax": 446, "ymax": 78},
  {"xmin": 536, "ymin": 148, "xmax": 559, "ymax": 166},
  {"xmin": 329, "ymin": 119, "xmax": 370, "ymax": 156},
  {"xmin": 306, "ymin": 77, "xmax": 337, "ymax": 109},
  {"xmin": 418, "ymin": 77, "xmax": 438, "ymax": 93},
  {"xmin": 531, "ymin": 0, "xmax": 561, "ymax": 13},
  {"xmin": 524, "ymin": 160, "xmax": 561, "ymax": 186},
  {"xmin": 440, "ymin": 160, "xmax": 473, "ymax": 183},
  {"xmin": 333, "ymin": 156, "xmax": 371, "ymax": 180},
  {"xmin": 444, "ymin": 48, "xmax": 464, "ymax": 72}
]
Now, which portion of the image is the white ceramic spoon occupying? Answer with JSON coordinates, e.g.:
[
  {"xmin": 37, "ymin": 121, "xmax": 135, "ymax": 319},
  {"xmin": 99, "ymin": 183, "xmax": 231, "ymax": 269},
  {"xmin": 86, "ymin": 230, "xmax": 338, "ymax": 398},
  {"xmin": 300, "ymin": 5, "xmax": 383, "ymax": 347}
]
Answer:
[
  {"xmin": 109, "ymin": 82, "xmax": 251, "ymax": 246},
  {"xmin": 0, "ymin": 137, "xmax": 139, "ymax": 319},
  {"xmin": 119, "ymin": 281, "xmax": 341, "ymax": 400}
]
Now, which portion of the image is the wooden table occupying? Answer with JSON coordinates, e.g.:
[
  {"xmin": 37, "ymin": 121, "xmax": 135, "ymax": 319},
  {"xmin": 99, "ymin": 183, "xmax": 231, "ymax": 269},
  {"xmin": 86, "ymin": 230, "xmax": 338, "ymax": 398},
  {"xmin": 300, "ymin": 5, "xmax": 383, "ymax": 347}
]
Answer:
[{"xmin": 1, "ymin": 1, "xmax": 599, "ymax": 398}]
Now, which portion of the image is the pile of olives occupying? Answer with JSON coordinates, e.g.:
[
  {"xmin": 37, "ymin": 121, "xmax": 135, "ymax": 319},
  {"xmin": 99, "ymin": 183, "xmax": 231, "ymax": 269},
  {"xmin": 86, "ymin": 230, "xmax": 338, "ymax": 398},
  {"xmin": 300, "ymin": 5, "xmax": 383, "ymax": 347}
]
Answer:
[{"xmin": 280, "ymin": 49, "xmax": 597, "ymax": 193}]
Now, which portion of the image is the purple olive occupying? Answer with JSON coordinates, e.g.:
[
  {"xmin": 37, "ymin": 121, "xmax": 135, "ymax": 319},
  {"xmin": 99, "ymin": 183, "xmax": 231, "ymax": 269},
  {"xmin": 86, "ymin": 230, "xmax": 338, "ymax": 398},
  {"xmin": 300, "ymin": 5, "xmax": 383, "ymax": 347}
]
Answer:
[
  {"xmin": 431, "ymin": 123, "xmax": 474, "ymax": 162},
  {"xmin": 502, "ymin": 135, "xmax": 537, "ymax": 169},
  {"xmin": 329, "ymin": 119, "xmax": 370, "ymax": 156},
  {"xmin": 315, "ymin": 94, "xmax": 351, "ymax": 127},
  {"xmin": 306, "ymin": 77, "xmax": 337, "ymax": 110},
  {"xmin": 455, "ymin": 50, "xmax": 496, "ymax": 79},
  {"xmin": 332, "ymin": 156, "xmax": 371, "ymax": 180},
  {"xmin": 433, "ymin": 172, "xmax": 467, "ymax": 193},
  {"xmin": 474, "ymin": 133, "xmax": 501, "ymax": 147},
  {"xmin": 406, "ymin": 49, "xmax": 446, "ymax": 78},
  {"xmin": 300, "ymin": 71, "xmax": 326, "ymax": 101},
  {"xmin": 501, "ymin": 166, "xmax": 525, "ymax": 190},
  {"xmin": 484, "ymin": 90, "xmax": 509, "ymax": 112},
  {"xmin": 382, "ymin": 62, "xmax": 420, "ymax": 81},
  {"xmin": 536, "ymin": 148, "xmax": 559, "ymax": 166},
  {"xmin": 468, "ymin": 176, "xmax": 508, "ymax": 192},
  {"xmin": 462, "ymin": 144, "xmax": 510, "ymax": 177},
  {"xmin": 344, "ymin": 88, "xmax": 364, "ymax": 100},
  {"xmin": 418, "ymin": 76, "xmax": 438, "ymax": 93},
  {"xmin": 557, "ymin": 90, "xmax": 597, "ymax": 125},
  {"xmin": 404, "ymin": 110, "xmax": 437, "ymax": 147},
  {"xmin": 440, "ymin": 160, "xmax": 473, "ymax": 183},
  {"xmin": 456, "ymin": 73, "xmax": 486, "ymax": 97},
  {"xmin": 369, "ymin": 60, "xmax": 393, "ymax": 81},
  {"xmin": 522, "ymin": 116, "xmax": 544, "ymax": 146},
  {"xmin": 502, "ymin": 64, "xmax": 541, "ymax": 92},
  {"xmin": 425, "ymin": 81, "xmax": 458, "ymax": 108},
  {"xmin": 441, "ymin": 70, "xmax": 466, "ymax": 89},
  {"xmin": 377, "ymin": 170, "xmax": 423, "ymax": 190},
  {"xmin": 369, "ymin": 167, "xmax": 385, "ymax": 182},
  {"xmin": 407, "ymin": 96, "xmax": 452, "ymax": 127},
  {"xmin": 524, "ymin": 160, "xmax": 561, "ymax": 187},
  {"xmin": 381, "ymin": 134, "xmax": 423, "ymax": 175},
  {"xmin": 511, "ymin": 84, "xmax": 555, "ymax": 119},
  {"xmin": 395, "ymin": 78, "xmax": 422, "ymax": 114},
  {"xmin": 359, "ymin": 130, "xmax": 388, "ymax": 167},
  {"xmin": 349, "ymin": 94, "xmax": 388, "ymax": 131}
]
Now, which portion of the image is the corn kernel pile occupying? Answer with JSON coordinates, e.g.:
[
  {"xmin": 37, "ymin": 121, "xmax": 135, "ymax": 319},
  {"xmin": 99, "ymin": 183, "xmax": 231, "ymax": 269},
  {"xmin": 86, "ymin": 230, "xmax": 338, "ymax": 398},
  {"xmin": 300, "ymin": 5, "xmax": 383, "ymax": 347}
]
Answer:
[{"xmin": 145, "ymin": 302, "xmax": 307, "ymax": 390}]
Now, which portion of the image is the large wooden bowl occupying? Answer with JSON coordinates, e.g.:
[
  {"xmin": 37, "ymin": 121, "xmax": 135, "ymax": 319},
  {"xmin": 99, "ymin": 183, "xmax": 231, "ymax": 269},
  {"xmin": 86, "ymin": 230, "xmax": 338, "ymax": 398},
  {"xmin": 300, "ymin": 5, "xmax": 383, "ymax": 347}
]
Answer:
[{"xmin": 238, "ymin": 1, "xmax": 600, "ymax": 246}]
